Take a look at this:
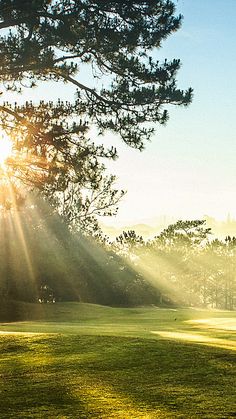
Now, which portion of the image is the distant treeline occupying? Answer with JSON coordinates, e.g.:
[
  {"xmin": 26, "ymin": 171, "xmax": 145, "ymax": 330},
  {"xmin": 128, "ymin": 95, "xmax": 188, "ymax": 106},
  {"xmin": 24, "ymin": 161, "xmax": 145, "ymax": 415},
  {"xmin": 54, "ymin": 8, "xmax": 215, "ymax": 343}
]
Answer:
[
  {"xmin": 113, "ymin": 220, "xmax": 236, "ymax": 310},
  {"xmin": 0, "ymin": 207, "xmax": 235, "ymax": 310},
  {"xmin": 103, "ymin": 215, "xmax": 236, "ymax": 240},
  {"xmin": 0, "ymin": 203, "xmax": 161, "ymax": 308}
]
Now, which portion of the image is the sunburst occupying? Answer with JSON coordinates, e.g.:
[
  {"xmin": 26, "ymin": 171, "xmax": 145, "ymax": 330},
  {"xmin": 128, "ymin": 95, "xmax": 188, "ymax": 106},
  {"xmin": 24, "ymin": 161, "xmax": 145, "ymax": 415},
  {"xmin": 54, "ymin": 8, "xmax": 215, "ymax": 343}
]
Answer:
[{"xmin": 0, "ymin": 134, "xmax": 12, "ymax": 165}]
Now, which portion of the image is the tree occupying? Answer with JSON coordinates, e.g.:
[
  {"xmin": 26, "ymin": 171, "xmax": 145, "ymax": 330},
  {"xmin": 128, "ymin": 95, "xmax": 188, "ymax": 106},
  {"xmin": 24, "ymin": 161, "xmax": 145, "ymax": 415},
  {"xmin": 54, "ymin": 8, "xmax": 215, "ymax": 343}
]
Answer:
[
  {"xmin": 0, "ymin": 0, "xmax": 192, "ymax": 230},
  {"xmin": 43, "ymin": 173, "xmax": 125, "ymax": 236},
  {"xmin": 153, "ymin": 220, "xmax": 211, "ymax": 248},
  {"xmin": 204, "ymin": 237, "xmax": 236, "ymax": 310},
  {"xmin": 114, "ymin": 230, "xmax": 145, "ymax": 257},
  {"xmin": 127, "ymin": 220, "xmax": 211, "ymax": 306}
]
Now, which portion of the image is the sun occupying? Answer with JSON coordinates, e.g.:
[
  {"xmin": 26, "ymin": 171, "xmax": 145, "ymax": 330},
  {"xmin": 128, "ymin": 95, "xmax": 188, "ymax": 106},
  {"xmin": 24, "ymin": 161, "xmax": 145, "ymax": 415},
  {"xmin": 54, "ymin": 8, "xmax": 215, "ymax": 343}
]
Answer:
[{"xmin": 0, "ymin": 134, "xmax": 12, "ymax": 165}]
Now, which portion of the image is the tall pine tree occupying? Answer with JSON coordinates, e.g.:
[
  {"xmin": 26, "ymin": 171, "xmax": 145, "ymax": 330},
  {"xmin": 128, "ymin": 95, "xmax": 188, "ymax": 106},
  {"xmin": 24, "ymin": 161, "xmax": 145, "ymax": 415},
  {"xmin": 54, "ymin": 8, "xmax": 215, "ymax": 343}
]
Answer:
[{"xmin": 0, "ymin": 0, "xmax": 192, "ymax": 230}]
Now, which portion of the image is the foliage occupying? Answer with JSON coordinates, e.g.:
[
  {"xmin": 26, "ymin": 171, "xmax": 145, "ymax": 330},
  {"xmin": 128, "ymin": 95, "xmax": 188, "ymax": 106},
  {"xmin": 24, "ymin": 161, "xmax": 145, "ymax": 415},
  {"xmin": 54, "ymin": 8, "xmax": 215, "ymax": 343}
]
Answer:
[
  {"xmin": 0, "ymin": 211, "xmax": 235, "ymax": 309},
  {"xmin": 153, "ymin": 219, "xmax": 211, "ymax": 248},
  {"xmin": 113, "ymin": 220, "xmax": 236, "ymax": 309},
  {"xmin": 114, "ymin": 230, "xmax": 145, "ymax": 256},
  {"xmin": 50, "ymin": 175, "xmax": 125, "ymax": 236},
  {"xmin": 0, "ymin": 201, "xmax": 160, "ymax": 306},
  {"xmin": 0, "ymin": 0, "xmax": 192, "ymax": 231}
]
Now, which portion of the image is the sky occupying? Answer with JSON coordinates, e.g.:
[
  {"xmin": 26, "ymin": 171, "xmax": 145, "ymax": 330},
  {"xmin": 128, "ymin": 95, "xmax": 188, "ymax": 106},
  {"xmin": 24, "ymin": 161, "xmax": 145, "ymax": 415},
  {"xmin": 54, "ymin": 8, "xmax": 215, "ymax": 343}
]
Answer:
[
  {"xmin": 4, "ymin": 0, "xmax": 236, "ymax": 227},
  {"xmin": 101, "ymin": 0, "xmax": 236, "ymax": 226}
]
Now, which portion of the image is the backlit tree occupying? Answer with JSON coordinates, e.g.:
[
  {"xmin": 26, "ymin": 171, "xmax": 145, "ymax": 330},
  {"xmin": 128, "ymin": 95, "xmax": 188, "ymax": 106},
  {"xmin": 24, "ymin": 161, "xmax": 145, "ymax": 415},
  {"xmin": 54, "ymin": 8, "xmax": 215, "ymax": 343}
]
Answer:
[{"xmin": 0, "ymin": 0, "xmax": 192, "ymax": 230}]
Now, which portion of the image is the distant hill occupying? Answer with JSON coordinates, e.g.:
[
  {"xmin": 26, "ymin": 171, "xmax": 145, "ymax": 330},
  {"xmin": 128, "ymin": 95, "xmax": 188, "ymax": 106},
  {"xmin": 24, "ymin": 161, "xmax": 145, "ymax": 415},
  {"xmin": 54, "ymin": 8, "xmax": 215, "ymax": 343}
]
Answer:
[
  {"xmin": 101, "ymin": 223, "xmax": 158, "ymax": 239},
  {"xmin": 203, "ymin": 215, "xmax": 236, "ymax": 239},
  {"xmin": 101, "ymin": 214, "xmax": 236, "ymax": 240}
]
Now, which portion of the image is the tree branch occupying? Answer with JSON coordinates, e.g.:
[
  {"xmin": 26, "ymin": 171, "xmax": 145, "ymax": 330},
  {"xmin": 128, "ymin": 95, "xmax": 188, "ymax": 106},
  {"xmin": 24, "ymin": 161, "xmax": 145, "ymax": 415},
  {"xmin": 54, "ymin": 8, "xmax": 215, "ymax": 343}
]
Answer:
[
  {"xmin": 0, "ymin": 105, "xmax": 40, "ymax": 135},
  {"xmin": 53, "ymin": 69, "xmax": 113, "ymax": 105}
]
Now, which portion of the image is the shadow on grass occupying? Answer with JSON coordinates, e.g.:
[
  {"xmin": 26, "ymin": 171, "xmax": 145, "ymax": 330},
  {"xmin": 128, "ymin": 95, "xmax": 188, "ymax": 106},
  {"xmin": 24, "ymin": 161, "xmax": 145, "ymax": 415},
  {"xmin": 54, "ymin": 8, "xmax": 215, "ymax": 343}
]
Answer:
[
  {"xmin": 1, "ymin": 333, "xmax": 235, "ymax": 418},
  {"xmin": 0, "ymin": 335, "xmax": 94, "ymax": 418}
]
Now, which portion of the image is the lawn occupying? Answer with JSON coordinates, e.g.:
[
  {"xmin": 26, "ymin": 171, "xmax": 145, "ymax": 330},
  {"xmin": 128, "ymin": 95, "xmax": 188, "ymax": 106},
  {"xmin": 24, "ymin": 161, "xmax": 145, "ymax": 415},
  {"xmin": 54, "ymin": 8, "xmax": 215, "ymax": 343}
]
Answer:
[{"xmin": 0, "ymin": 303, "xmax": 235, "ymax": 418}]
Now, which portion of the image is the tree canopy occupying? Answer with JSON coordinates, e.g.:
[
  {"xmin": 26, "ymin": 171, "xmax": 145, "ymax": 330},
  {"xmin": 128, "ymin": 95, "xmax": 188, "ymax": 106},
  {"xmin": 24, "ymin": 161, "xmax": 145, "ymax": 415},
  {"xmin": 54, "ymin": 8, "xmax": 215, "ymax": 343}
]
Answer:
[{"xmin": 0, "ymin": 0, "xmax": 193, "ymax": 231}]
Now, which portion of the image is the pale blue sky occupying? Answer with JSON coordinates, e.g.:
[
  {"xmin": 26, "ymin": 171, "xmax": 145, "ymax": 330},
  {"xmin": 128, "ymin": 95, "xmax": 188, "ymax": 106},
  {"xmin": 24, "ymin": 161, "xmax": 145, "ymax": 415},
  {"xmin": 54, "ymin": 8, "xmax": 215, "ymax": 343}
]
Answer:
[
  {"xmin": 103, "ymin": 0, "xmax": 236, "ymax": 225},
  {"xmin": 5, "ymin": 1, "xmax": 236, "ymax": 225}
]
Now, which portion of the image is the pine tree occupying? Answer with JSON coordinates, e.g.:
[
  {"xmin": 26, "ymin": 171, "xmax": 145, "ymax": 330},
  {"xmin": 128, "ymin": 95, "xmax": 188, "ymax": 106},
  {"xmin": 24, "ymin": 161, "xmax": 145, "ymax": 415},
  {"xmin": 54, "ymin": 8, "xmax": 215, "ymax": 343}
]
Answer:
[{"xmin": 0, "ymin": 0, "xmax": 192, "ymax": 230}]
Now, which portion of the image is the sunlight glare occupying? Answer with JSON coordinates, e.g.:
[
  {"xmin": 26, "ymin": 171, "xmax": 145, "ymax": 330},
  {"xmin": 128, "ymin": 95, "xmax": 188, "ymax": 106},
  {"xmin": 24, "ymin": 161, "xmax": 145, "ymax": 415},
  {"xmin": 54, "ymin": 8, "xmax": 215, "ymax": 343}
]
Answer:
[
  {"xmin": 151, "ymin": 331, "xmax": 236, "ymax": 351},
  {"xmin": 186, "ymin": 318, "xmax": 236, "ymax": 331},
  {"xmin": 0, "ymin": 134, "xmax": 12, "ymax": 165}
]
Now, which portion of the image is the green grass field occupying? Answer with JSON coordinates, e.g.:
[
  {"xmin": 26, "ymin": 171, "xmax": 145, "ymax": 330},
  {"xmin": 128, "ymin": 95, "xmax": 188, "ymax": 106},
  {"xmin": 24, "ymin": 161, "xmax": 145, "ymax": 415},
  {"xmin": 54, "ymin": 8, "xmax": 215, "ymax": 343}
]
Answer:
[{"xmin": 0, "ymin": 303, "xmax": 235, "ymax": 418}]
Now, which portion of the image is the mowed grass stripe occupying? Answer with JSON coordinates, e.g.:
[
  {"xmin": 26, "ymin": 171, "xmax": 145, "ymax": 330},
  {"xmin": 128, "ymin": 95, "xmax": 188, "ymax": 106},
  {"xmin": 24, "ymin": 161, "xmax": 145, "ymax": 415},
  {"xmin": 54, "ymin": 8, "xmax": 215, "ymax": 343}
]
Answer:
[{"xmin": 0, "ymin": 304, "xmax": 235, "ymax": 418}]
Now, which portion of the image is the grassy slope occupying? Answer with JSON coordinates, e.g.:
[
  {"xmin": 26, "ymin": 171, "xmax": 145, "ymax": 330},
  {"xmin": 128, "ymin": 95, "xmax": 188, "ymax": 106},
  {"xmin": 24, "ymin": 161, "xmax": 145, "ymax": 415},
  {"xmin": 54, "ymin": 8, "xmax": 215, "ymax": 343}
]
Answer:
[{"xmin": 0, "ymin": 303, "xmax": 235, "ymax": 418}]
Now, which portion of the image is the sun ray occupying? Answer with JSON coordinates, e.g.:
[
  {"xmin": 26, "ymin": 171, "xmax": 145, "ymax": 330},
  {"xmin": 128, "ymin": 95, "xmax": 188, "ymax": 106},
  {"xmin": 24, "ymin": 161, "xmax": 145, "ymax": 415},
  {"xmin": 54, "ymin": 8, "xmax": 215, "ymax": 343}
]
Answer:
[
  {"xmin": 7, "ymin": 182, "xmax": 36, "ymax": 285},
  {"xmin": 0, "ymin": 133, "xmax": 12, "ymax": 166}
]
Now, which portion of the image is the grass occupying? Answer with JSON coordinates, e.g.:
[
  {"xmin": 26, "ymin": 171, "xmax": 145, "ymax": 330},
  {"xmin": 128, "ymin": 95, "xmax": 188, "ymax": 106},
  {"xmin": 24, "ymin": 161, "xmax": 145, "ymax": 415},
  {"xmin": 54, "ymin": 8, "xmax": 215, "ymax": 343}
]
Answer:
[{"xmin": 0, "ymin": 303, "xmax": 235, "ymax": 418}]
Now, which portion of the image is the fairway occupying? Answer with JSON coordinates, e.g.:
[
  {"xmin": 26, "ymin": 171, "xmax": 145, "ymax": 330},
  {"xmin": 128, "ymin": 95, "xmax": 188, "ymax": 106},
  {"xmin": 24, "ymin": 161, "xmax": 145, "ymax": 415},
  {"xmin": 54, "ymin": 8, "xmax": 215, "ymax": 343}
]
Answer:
[
  {"xmin": 1, "ymin": 1, "xmax": 236, "ymax": 418},
  {"xmin": 0, "ymin": 304, "xmax": 235, "ymax": 418}
]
